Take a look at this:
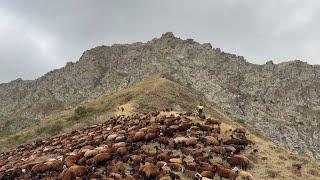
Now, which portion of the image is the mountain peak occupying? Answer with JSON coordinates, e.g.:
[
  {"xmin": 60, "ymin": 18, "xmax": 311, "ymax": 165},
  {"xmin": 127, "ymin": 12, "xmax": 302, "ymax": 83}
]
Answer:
[
  {"xmin": 1, "ymin": 33, "xmax": 320, "ymax": 162},
  {"xmin": 160, "ymin": 32, "xmax": 176, "ymax": 40}
]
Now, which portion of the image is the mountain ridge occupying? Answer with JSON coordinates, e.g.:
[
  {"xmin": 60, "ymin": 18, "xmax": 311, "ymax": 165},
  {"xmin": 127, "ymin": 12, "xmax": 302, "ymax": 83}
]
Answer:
[
  {"xmin": 1, "ymin": 77, "xmax": 320, "ymax": 179},
  {"xmin": 0, "ymin": 32, "xmax": 319, "ymax": 160}
]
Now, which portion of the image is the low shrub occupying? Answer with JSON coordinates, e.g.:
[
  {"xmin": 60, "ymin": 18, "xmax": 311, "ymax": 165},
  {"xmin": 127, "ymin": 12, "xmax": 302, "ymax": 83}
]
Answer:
[
  {"xmin": 235, "ymin": 118, "xmax": 246, "ymax": 124},
  {"xmin": 46, "ymin": 123, "xmax": 63, "ymax": 135},
  {"xmin": 307, "ymin": 168, "xmax": 319, "ymax": 176},
  {"xmin": 288, "ymin": 155, "xmax": 299, "ymax": 161},
  {"xmin": 278, "ymin": 155, "xmax": 287, "ymax": 160},
  {"xmin": 266, "ymin": 169, "xmax": 279, "ymax": 178},
  {"xmin": 68, "ymin": 106, "xmax": 95, "ymax": 121}
]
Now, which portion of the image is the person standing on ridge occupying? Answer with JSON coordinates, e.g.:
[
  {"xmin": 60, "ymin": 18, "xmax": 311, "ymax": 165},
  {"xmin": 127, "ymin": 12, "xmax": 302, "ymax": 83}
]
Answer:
[{"xmin": 197, "ymin": 103, "xmax": 204, "ymax": 116}]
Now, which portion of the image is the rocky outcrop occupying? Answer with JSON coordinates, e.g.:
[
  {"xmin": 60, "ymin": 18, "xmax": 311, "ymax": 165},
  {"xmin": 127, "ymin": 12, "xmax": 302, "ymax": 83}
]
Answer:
[{"xmin": 0, "ymin": 32, "xmax": 319, "ymax": 160}]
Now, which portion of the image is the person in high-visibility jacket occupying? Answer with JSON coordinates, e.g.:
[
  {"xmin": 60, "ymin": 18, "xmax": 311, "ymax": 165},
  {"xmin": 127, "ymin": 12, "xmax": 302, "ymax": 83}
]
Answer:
[{"xmin": 197, "ymin": 103, "xmax": 204, "ymax": 116}]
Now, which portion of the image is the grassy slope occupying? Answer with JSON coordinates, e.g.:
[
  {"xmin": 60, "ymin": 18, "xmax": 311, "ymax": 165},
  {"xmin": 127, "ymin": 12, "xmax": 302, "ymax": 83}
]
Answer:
[
  {"xmin": 0, "ymin": 76, "xmax": 202, "ymax": 149},
  {"xmin": 1, "ymin": 76, "xmax": 319, "ymax": 179}
]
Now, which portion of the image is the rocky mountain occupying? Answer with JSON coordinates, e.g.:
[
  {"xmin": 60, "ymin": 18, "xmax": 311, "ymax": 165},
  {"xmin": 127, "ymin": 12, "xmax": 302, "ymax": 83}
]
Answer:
[
  {"xmin": 1, "ymin": 77, "xmax": 320, "ymax": 179},
  {"xmin": 0, "ymin": 32, "xmax": 319, "ymax": 160}
]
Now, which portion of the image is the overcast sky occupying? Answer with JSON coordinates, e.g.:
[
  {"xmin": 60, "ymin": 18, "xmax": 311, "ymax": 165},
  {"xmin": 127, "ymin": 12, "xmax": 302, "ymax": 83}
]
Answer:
[{"xmin": 1, "ymin": 0, "xmax": 320, "ymax": 83}]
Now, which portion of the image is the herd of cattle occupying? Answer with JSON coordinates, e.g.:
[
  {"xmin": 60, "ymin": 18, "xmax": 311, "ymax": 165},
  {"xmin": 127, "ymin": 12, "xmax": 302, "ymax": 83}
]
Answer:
[{"xmin": 0, "ymin": 111, "xmax": 256, "ymax": 179}]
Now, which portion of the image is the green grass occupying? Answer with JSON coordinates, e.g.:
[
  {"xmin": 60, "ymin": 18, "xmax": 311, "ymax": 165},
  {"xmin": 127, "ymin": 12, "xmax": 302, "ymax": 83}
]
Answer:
[
  {"xmin": 7, "ymin": 132, "xmax": 37, "ymax": 146},
  {"xmin": 35, "ymin": 121, "xmax": 63, "ymax": 136},
  {"xmin": 235, "ymin": 118, "xmax": 246, "ymax": 124},
  {"xmin": 4, "ymin": 120, "xmax": 64, "ymax": 148},
  {"xmin": 250, "ymin": 128, "xmax": 265, "ymax": 139}
]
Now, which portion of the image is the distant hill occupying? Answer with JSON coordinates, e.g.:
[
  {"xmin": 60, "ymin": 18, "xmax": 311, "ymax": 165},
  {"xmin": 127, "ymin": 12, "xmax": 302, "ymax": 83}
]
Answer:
[{"xmin": 0, "ymin": 32, "xmax": 320, "ymax": 161}]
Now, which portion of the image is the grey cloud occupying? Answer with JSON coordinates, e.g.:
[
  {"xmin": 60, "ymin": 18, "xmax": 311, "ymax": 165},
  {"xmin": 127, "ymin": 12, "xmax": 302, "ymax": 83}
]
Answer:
[{"xmin": 0, "ymin": 0, "xmax": 320, "ymax": 83}]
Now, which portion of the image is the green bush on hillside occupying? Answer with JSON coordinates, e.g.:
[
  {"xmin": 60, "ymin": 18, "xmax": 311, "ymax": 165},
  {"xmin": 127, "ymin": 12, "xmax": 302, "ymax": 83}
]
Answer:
[
  {"xmin": 266, "ymin": 169, "xmax": 279, "ymax": 178},
  {"xmin": 75, "ymin": 106, "xmax": 87, "ymax": 117},
  {"xmin": 46, "ymin": 123, "xmax": 63, "ymax": 135},
  {"xmin": 235, "ymin": 118, "xmax": 246, "ymax": 124},
  {"xmin": 68, "ymin": 106, "xmax": 95, "ymax": 121},
  {"xmin": 35, "ymin": 121, "xmax": 63, "ymax": 136}
]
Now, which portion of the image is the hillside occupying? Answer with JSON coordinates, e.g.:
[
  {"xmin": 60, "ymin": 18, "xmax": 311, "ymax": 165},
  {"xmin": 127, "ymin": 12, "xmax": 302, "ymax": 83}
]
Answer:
[
  {"xmin": 0, "ymin": 76, "xmax": 206, "ymax": 151},
  {"xmin": 1, "ymin": 77, "xmax": 319, "ymax": 179},
  {"xmin": 0, "ymin": 32, "xmax": 320, "ymax": 161}
]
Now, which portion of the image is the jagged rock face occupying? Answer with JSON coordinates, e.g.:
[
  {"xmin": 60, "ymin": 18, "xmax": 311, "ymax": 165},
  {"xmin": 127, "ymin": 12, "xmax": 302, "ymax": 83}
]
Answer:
[{"xmin": 0, "ymin": 32, "xmax": 320, "ymax": 160}]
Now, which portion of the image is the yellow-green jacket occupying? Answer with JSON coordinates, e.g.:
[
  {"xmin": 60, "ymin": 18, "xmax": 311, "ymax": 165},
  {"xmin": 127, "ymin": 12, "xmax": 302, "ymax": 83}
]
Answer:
[{"xmin": 197, "ymin": 105, "xmax": 204, "ymax": 110}]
